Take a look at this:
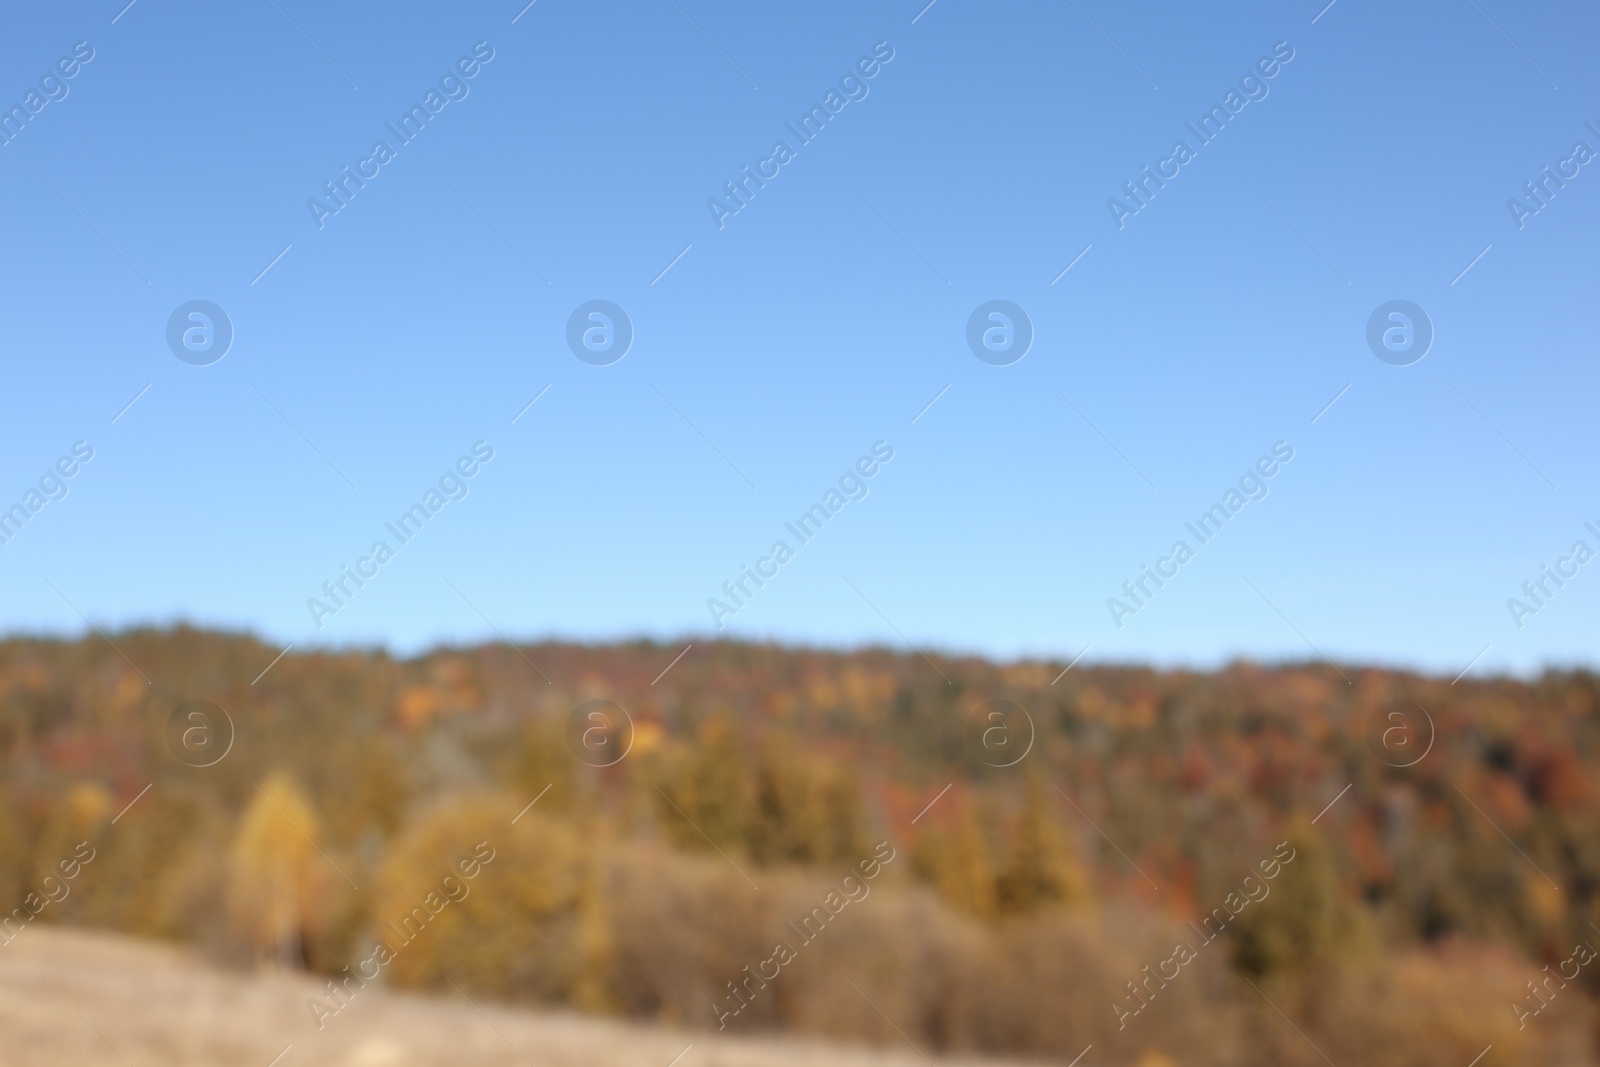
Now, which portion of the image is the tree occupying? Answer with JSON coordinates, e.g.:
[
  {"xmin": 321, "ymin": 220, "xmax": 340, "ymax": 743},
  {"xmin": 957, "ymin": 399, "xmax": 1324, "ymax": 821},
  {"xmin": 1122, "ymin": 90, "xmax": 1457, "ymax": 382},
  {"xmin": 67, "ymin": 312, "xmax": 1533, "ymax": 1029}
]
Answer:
[
  {"xmin": 1231, "ymin": 831, "xmax": 1353, "ymax": 978},
  {"xmin": 227, "ymin": 772, "xmax": 332, "ymax": 967},
  {"xmin": 996, "ymin": 774, "xmax": 1089, "ymax": 914},
  {"xmin": 747, "ymin": 736, "xmax": 865, "ymax": 866}
]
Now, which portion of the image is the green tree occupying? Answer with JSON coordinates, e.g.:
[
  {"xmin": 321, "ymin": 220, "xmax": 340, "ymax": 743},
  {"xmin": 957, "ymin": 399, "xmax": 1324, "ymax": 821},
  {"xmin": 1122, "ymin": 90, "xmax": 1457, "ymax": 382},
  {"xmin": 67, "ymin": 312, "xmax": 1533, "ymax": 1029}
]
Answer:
[{"xmin": 1232, "ymin": 831, "xmax": 1353, "ymax": 977}]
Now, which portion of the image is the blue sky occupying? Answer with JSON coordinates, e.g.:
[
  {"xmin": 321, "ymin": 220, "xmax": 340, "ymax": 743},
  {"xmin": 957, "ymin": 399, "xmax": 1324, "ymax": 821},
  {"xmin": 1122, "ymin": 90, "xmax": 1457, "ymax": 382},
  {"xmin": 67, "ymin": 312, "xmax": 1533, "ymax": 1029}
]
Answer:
[{"xmin": 0, "ymin": 0, "xmax": 1595, "ymax": 679}]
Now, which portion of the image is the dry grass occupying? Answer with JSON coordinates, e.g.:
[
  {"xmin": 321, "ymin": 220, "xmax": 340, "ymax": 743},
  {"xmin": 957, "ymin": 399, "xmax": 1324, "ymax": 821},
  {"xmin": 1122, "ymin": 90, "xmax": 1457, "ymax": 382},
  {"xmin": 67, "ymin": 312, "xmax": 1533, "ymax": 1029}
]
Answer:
[{"xmin": 0, "ymin": 925, "xmax": 1038, "ymax": 1067}]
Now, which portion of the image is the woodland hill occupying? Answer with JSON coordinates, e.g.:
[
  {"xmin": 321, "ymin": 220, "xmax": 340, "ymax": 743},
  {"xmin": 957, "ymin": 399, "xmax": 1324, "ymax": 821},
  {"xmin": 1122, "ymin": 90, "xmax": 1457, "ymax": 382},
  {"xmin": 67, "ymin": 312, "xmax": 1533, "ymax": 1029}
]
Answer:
[{"xmin": 2, "ymin": 628, "xmax": 1597, "ymax": 1065}]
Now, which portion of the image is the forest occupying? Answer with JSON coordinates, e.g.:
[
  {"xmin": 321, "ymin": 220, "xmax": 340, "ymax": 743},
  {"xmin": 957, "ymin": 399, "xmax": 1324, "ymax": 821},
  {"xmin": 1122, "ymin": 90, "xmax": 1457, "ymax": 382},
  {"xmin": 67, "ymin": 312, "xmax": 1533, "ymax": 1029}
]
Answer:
[{"xmin": 2, "ymin": 627, "xmax": 1597, "ymax": 1066}]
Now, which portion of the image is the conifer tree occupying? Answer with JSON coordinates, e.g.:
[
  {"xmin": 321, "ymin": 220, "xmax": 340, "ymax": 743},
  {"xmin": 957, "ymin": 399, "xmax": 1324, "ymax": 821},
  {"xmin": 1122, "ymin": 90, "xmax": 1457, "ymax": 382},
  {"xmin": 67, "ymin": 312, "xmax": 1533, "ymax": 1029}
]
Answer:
[
  {"xmin": 995, "ymin": 773, "xmax": 1089, "ymax": 914},
  {"xmin": 1231, "ymin": 831, "xmax": 1347, "ymax": 978}
]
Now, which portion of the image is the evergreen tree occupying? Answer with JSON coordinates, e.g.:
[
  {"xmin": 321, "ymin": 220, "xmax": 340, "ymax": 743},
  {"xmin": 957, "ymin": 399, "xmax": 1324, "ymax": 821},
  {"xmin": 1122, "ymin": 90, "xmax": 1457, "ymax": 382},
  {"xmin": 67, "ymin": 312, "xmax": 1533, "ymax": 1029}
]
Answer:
[
  {"xmin": 995, "ymin": 774, "xmax": 1089, "ymax": 914},
  {"xmin": 1231, "ymin": 831, "xmax": 1350, "ymax": 978}
]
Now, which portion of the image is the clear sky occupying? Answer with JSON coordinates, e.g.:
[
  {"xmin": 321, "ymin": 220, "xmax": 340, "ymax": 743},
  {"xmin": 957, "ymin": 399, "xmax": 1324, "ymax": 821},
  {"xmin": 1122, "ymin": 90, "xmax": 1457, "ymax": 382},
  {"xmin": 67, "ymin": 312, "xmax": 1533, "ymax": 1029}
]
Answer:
[{"xmin": 0, "ymin": 0, "xmax": 1595, "ymax": 679}]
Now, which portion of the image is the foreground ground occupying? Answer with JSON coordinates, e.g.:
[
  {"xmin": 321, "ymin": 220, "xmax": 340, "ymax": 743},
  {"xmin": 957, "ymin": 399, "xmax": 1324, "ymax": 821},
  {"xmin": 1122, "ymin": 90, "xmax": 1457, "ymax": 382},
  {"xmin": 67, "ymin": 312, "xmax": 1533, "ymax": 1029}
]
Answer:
[{"xmin": 0, "ymin": 926, "xmax": 1039, "ymax": 1067}]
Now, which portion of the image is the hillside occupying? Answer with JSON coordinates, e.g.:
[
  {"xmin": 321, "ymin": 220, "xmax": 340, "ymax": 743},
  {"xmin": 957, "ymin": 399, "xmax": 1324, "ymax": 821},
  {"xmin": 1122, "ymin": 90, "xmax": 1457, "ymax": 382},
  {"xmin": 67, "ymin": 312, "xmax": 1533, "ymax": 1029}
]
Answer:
[
  {"xmin": 0, "ymin": 926, "xmax": 1020, "ymax": 1067},
  {"xmin": 2, "ymin": 629, "xmax": 1599, "ymax": 1065}
]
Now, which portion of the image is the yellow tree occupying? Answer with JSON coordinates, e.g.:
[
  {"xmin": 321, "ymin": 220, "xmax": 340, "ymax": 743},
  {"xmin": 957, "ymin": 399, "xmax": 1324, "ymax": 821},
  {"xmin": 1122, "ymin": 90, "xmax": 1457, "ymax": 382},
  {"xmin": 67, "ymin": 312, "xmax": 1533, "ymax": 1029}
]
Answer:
[
  {"xmin": 995, "ymin": 774, "xmax": 1090, "ymax": 915},
  {"xmin": 227, "ymin": 771, "xmax": 331, "ymax": 968},
  {"xmin": 654, "ymin": 713, "xmax": 748, "ymax": 854},
  {"xmin": 748, "ymin": 736, "xmax": 866, "ymax": 865},
  {"xmin": 912, "ymin": 799, "xmax": 999, "ymax": 919}
]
